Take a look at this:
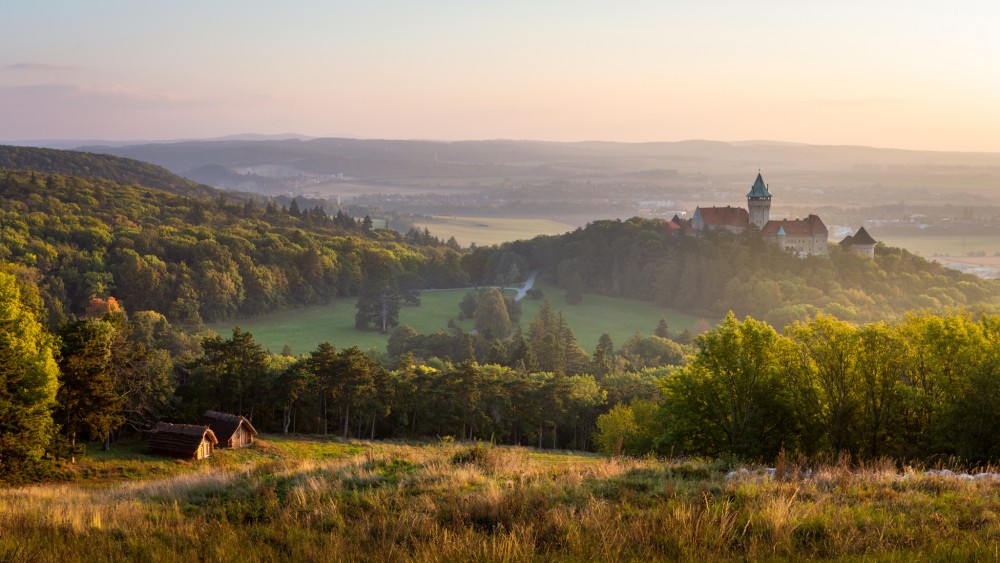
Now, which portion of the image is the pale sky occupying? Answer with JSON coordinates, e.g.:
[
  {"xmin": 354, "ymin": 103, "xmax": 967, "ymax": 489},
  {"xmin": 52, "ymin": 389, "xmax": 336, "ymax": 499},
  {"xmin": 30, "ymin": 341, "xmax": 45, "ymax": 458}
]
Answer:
[{"xmin": 2, "ymin": 1, "xmax": 999, "ymax": 151}]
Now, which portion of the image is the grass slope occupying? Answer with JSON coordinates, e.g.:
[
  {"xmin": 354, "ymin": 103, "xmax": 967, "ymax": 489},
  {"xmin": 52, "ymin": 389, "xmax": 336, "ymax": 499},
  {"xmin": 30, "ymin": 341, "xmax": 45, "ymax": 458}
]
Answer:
[
  {"xmin": 4, "ymin": 436, "xmax": 1000, "ymax": 561},
  {"xmin": 210, "ymin": 282, "xmax": 703, "ymax": 354}
]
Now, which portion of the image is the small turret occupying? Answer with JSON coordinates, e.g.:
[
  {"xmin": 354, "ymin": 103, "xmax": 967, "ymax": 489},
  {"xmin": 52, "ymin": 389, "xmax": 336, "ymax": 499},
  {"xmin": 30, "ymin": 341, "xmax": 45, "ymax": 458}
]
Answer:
[{"xmin": 845, "ymin": 226, "xmax": 876, "ymax": 259}]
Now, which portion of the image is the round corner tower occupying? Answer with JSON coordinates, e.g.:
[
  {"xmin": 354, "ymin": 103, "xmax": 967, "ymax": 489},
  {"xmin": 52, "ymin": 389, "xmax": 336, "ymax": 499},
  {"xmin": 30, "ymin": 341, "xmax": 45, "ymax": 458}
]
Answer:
[{"xmin": 747, "ymin": 172, "xmax": 772, "ymax": 230}]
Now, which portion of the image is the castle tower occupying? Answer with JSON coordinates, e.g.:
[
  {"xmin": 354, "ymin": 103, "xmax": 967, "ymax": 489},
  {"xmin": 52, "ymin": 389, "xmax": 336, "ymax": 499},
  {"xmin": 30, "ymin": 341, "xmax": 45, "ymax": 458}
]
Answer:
[{"xmin": 747, "ymin": 172, "xmax": 772, "ymax": 230}]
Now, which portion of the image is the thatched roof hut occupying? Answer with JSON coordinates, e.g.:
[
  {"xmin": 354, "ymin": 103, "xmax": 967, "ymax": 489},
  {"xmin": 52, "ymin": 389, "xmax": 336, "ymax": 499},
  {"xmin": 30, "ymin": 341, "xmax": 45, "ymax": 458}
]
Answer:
[
  {"xmin": 148, "ymin": 422, "xmax": 217, "ymax": 459},
  {"xmin": 201, "ymin": 411, "xmax": 258, "ymax": 448}
]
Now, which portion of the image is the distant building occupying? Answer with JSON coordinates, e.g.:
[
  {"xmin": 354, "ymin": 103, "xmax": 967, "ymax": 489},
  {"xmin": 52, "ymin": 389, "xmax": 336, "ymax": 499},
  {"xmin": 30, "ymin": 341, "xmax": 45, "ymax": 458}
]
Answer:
[
  {"xmin": 691, "ymin": 205, "xmax": 749, "ymax": 233},
  {"xmin": 761, "ymin": 215, "xmax": 829, "ymax": 257},
  {"xmin": 148, "ymin": 422, "xmax": 217, "ymax": 459},
  {"xmin": 840, "ymin": 226, "xmax": 877, "ymax": 259},
  {"xmin": 201, "ymin": 411, "xmax": 258, "ymax": 449},
  {"xmin": 691, "ymin": 173, "xmax": 829, "ymax": 256},
  {"xmin": 746, "ymin": 172, "xmax": 772, "ymax": 230}
]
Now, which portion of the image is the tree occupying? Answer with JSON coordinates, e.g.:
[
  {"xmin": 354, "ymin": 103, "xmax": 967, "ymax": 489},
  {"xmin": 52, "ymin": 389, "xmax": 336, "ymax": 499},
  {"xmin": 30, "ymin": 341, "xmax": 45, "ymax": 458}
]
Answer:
[
  {"xmin": 179, "ymin": 328, "xmax": 270, "ymax": 421},
  {"xmin": 856, "ymin": 323, "xmax": 905, "ymax": 457},
  {"xmin": 655, "ymin": 318, "xmax": 670, "ymax": 339},
  {"xmin": 657, "ymin": 313, "xmax": 798, "ymax": 458},
  {"xmin": 474, "ymin": 288, "xmax": 512, "ymax": 340},
  {"xmin": 592, "ymin": 333, "xmax": 615, "ymax": 378},
  {"xmin": 0, "ymin": 272, "xmax": 59, "ymax": 479},
  {"xmin": 355, "ymin": 251, "xmax": 401, "ymax": 333},
  {"xmin": 57, "ymin": 319, "xmax": 123, "ymax": 452},
  {"xmin": 595, "ymin": 403, "xmax": 638, "ymax": 456},
  {"xmin": 277, "ymin": 360, "xmax": 316, "ymax": 434},
  {"xmin": 459, "ymin": 292, "xmax": 478, "ymax": 319},
  {"xmin": 387, "ymin": 324, "xmax": 418, "ymax": 363},
  {"xmin": 787, "ymin": 314, "xmax": 861, "ymax": 455}
]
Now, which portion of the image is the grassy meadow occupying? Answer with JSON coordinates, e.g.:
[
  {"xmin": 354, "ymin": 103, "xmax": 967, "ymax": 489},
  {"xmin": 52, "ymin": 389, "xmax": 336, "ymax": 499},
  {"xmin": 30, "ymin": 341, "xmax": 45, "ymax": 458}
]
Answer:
[
  {"xmin": 412, "ymin": 215, "xmax": 576, "ymax": 247},
  {"xmin": 4, "ymin": 436, "xmax": 1000, "ymax": 561},
  {"xmin": 210, "ymin": 282, "xmax": 704, "ymax": 355}
]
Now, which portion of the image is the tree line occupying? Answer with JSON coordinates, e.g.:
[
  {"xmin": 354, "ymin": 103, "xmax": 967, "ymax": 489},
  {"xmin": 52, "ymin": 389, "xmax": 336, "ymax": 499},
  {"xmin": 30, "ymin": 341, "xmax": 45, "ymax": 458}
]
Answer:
[
  {"xmin": 637, "ymin": 311, "xmax": 1000, "ymax": 463},
  {"xmin": 6, "ymin": 259, "xmax": 1000, "ymax": 483}
]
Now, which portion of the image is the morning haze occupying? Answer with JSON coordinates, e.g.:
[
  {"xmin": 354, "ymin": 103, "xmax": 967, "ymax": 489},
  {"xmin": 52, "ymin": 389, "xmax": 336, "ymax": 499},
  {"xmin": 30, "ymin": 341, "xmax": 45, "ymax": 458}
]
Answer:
[
  {"xmin": 4, "ymin": 2, "xmax": 1000, "ymax": 561},
  {"xmin": 3, "ymin": 1, "xmax": 1000, "ymax": 151}
]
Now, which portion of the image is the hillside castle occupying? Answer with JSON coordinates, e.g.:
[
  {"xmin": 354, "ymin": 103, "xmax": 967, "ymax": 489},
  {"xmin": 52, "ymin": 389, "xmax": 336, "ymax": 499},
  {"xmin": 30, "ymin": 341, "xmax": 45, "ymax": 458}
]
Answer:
[{"xmin": 690, "ymin": 173, "xmax": 830, "ymax": 257}]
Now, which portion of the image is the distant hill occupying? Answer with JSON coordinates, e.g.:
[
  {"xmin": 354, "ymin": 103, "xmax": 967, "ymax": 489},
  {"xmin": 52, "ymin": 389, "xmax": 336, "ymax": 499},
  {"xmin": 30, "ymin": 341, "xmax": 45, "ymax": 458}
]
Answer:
[
  {"xmin": 73, "ymin": 137, "xmax": 1000, "ymax": 205},
  {"xmin": 0, "ymin": 145, "xmax": 220, "ymax": 199},
  {"xmin": 81, "ymin": 137, "xmax": 1000, "ymax": 179}
]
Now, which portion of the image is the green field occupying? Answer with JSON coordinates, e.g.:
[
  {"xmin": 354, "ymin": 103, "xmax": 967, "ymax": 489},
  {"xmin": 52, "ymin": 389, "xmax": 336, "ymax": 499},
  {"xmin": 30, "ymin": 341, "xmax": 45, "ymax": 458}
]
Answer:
[
  {"xmin": 210, "ymin": 282, "xmax": 704, "ymax": 355},
  {"xmin": 412, "ymin": 215, "xmax": 576, "ymax": 246}
]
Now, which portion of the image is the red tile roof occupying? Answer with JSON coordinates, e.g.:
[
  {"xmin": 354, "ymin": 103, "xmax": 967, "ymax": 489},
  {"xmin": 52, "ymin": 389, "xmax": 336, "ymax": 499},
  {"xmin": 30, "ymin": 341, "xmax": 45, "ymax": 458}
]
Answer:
[
  {"xmin": 761, "ymin": 214, "xmax": 827, "ymax": 236},
  {"xmin": 696, "ymin": 206, "xmax": 749, "ymax": 229}
]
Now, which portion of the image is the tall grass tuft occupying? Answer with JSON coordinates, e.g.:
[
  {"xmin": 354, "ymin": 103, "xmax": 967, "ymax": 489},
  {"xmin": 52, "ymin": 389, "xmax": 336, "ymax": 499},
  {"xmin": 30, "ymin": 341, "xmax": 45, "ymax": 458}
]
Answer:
[{"xmin": 3, "ymin": 435, "xmax": 1000, "ymax": 560}]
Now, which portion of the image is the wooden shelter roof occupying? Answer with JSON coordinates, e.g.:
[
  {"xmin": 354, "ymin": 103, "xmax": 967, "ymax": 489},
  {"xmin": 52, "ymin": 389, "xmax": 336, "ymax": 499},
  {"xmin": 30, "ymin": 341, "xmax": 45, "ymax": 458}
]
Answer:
[
  {"xmin": 148, "ymin": 422, "xmax": 217, "ymax": 457},
  {"xmin": 201, "ymin": 410, "xmax": 258, "ymax": 442}
]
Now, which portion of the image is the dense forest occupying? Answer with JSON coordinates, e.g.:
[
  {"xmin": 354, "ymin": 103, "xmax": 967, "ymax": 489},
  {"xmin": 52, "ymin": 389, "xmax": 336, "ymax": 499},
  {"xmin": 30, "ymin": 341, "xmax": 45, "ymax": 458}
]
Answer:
[
  {"xmin": 469, "ymin": 217, "xmax": 1000, "ymax": 325},
  {"xmin": 6, "ymin": 269, "xmax": 1000, "ymax": 483},
  {"xmin": 0, "ymin": 145, "xmax": 220, "ymax": 199},
  {"xmin": 0, "ymin": 169, "xmax": 468, "ymax": 327}
]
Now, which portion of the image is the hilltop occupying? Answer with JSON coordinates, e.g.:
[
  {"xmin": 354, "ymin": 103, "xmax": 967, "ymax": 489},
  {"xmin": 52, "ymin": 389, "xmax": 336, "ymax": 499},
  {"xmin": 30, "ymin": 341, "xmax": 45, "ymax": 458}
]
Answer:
[{"xmin": 0, "ymin": 144, "xmax": 219, "ymax": 199}]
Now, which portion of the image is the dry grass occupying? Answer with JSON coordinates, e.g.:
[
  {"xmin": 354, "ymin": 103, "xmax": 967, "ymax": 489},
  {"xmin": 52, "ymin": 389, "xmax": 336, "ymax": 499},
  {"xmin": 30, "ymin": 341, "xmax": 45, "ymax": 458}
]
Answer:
[{"xmin": 3, "ymin": 438, "xmax": 1000, "ymax": 561}]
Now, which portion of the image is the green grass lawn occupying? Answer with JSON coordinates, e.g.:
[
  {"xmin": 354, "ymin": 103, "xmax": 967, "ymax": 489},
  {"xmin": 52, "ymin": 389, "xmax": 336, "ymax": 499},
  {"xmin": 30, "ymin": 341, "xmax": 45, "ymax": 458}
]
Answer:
[
  {"xmin": 210, "ymin": 282, "xmax": 706, "ymax": 355},
  {"xmin": 516, "ymin": 282, "xmax": 704, "ymax": 351}
]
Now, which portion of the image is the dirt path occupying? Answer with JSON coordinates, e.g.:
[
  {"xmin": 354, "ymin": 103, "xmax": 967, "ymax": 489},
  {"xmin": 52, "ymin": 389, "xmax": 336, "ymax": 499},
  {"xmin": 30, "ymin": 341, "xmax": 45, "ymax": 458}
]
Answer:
[{"xmin": 423, "ymin": 269, "xmax": 540, "ymax": 301}]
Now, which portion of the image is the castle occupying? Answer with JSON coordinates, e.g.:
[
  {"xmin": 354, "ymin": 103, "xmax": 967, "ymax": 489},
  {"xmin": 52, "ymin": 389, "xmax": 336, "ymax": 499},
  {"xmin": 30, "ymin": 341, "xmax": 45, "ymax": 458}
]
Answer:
[{"xmin": 691, "ymin": 173, "xmax": 829, "ymax": 257}]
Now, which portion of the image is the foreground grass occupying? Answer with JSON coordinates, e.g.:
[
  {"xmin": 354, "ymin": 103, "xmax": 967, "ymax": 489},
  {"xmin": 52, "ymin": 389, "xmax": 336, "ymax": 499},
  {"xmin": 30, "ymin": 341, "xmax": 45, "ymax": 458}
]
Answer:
[{"xmin": 3, "ymin": 437, "xmax": 1000, "ymax": 561}]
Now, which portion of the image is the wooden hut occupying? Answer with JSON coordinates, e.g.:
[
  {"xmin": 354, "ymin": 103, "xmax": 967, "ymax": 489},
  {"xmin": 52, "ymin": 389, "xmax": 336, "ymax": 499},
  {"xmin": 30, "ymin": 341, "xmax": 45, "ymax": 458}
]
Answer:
[
  {"xmin": 201, "ymin": 410, "xmax": 258, "ymax": 448},
  {"xmin": 148, "ymin": 422, "xmax": 217, "ymax": 459}
]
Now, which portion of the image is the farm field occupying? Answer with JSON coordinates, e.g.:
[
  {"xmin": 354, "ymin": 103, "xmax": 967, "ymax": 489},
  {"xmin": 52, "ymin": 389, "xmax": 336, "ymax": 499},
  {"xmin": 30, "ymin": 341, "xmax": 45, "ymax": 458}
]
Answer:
[
  {"xmin": 877, "ymin": 234, "xmax": 1000, "ymax": 259},
  {"xmin": 210, "ymin": 282, "xmax": 703, "ymax": 355},
  {"xmin": 4, "ymin": 436, "xmax": 1000, "ymax": 561},
  {"xmin": 412, "ymin": 215, "xmax": 576, "ymax": 246}
]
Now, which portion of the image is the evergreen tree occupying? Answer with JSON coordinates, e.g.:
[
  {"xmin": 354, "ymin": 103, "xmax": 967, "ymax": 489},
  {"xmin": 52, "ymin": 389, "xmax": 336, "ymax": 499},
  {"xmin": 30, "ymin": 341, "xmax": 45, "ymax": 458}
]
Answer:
[
  {"xmin": 57, "ymin": 319, "xmax": 124, "ymax": 451},
  {"xmin": 355, "ymin": 252, "xmax": 401, "ymax": 333},
  {"xmin": 474, "ymin": 288, "xmax": 512, "ymax": 340},
  {"xmin": 655, "ymin": 318, "xmax": 670, "ymax": 338}
]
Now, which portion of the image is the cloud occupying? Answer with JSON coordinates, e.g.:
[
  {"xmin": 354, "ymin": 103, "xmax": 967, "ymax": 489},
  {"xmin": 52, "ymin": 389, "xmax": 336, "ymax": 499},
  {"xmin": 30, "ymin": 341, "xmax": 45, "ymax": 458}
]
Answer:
[{"xmin": 4, "ymin": 63, "xmax": 75, "ymax": 72}]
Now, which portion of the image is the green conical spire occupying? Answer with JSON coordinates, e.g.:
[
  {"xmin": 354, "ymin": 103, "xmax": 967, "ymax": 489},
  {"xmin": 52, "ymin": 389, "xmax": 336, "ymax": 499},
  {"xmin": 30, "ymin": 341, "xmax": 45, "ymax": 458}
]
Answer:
[{"xmin": 747, "ymin": 172, "xmax": 771, "ymax": 198}]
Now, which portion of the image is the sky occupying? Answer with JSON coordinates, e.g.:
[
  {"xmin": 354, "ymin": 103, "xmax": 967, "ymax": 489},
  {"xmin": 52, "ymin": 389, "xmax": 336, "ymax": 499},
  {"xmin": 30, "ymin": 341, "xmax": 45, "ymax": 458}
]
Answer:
[{"xmin": 2, "ymin": 1, "xmax": 999, "ymax": 151}]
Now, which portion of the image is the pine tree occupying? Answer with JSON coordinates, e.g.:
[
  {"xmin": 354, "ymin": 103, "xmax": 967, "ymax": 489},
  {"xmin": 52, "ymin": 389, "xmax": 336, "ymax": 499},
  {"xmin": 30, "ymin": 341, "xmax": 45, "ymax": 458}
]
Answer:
[
  {"xmin": 474, "ymin": 288, "xmax": 512, "ymax": 340},
  {"xmin": 57, "ymin": 319, "xmax": 124, "ymax": 452},
  {"xmin": 655, "ymin": 318, "xmax": 670, "ymax": 338}
]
